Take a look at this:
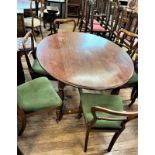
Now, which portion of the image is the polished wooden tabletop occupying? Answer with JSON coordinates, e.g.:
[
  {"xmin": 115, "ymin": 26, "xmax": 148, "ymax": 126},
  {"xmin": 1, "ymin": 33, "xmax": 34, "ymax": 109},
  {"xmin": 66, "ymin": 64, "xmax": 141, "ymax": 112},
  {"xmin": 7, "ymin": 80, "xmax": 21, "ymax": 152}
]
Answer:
[{"xmin": 37, "ymin": 32, "xmax": 134, "ymax": 90}]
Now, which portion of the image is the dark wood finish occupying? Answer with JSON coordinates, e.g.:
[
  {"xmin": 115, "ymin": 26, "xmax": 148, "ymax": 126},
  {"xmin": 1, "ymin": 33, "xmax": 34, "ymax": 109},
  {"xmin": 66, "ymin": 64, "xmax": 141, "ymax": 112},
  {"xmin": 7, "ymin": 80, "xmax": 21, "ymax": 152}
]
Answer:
[
  {"xmin": 17, "ymin": 52, "xmax": 25, "ymax": 85},
  {"xmin": 129, "ymin": 84, "xmax": 138, "ymax": 107},
  {"xmin": 44, "ymin": 5, "xmax": 59, "ymax": 35},
  {"xmin": 53, "ymin": 18, "xmax": 76, "ymax": 33},
  {"xmin": 18, "ymin": 104, "xmax": 61, "ymax": 136},
  {"xmin": 17, "ymin": 13, "xmax": 26, "ymax": 37},
  {"xmin": 67, "ymin": 0, "xmax": 81, "ymax": 17},
  {"xmin": 24, "ymin": 0, "xmax": 43, "ymax": 39},
  {"xmin": 79, "ymin": 0, "xmax": 112, "ymax": 36},
  {"xmin": 36, "ymin": 32, "xmax": 134, "ymax": 90},
  {"xmin": 115, "ymin": 28, "xmax": 138, "ymax": 55},
  {"xmin": 111, "ymin": 49, "xmax": 138, "ymax": 103},
  {"xmin": 79, "ymin": 100, "xmax": 138, "ymax": 152},
  {"xmin": 22, "ymin": 31, "xmax": 57, "ymax": 81}
]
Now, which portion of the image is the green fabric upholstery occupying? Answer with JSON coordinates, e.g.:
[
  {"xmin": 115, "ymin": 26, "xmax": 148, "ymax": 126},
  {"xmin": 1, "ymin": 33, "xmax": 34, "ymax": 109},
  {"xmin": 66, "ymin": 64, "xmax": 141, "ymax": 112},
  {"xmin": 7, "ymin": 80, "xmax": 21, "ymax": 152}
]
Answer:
[
  {"xmin": 81, "ymin": 93, "xmax": 124, "ymax": 129},
  {"xmin": 32, "ymin": 59, "xmax": 49, "ymax": 76},
  {"xmin": 125, "ymin": 71, "xmax": 138, "ymax": 85},
  {"xmin": 17, "ymin": 77, "xmax": 62, "ymax": 113}
]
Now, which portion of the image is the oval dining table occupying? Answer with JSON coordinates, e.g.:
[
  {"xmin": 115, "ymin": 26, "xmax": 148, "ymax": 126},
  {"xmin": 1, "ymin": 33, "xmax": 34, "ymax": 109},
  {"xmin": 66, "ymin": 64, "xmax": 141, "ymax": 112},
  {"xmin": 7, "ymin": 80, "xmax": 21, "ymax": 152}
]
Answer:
[{"xmin": 36, "ymin": 32, "xmax": 134, "ymax": 114}]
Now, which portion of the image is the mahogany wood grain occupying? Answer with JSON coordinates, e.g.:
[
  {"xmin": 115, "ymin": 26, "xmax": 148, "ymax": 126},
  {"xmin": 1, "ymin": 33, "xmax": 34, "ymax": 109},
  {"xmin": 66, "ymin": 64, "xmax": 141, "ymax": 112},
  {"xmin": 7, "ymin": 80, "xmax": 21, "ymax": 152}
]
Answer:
[{"xmin": 36, "ymin": 32, "xmax": 134, "ymax": 90}]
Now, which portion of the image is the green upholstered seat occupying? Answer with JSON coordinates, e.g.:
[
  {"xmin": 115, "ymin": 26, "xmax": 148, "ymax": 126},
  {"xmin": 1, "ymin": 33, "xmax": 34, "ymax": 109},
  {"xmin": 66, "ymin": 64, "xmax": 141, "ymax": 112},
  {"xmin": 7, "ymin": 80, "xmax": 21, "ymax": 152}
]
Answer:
[
  {"xmin": 125, "ymin": 71, "xmax": 138, "ymax": 85},
  {"xmin": 32, "ymin": 59, "xmax": 49, "ymax": 76},
  {"xmin": 81, "ymin": 93, "xmax": 124, "ymax": 129},
  {"xmin": 17, "ymin": 77, "xmax": 62, "ymax": 113}
]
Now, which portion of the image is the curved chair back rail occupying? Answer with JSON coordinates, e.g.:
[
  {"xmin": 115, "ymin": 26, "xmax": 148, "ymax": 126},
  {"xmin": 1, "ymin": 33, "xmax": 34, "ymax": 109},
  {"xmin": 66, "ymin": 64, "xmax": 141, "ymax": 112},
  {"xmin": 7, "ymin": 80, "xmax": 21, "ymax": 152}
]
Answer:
[{"xmin": 53, "ymin": 18, "xmax": 77, "ymax": 33}]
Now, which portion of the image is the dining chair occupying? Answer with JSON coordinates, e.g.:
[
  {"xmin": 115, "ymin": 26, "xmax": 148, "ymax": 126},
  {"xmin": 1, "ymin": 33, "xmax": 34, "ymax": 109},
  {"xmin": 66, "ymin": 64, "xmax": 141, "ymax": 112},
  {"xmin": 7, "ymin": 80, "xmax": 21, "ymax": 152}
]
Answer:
[
  {"xmin": 78, "ymin": 93, "xmax": 138, "ymax": 152},
  {"xmin": 17, "ymin": 31, "xmax": 37, "ymax": 85},
  {"xmin": 24, "ymin": 0, "xmax": 44, "ymax": 40},
  {"xmin": 111, "ymin": 48, "xmax": 138, "ymax": 106},
  {"xmin": 115, "ymin": 28, "xmax": 138, "ymax": 56},
  {"xmin": 22, "ymin": 30, "xmax": 56, "ymax": 80},
  {"xmin": 80, "ymin": 0, "xmax": 106, "ymax": 36},
  {"xmin": 109, "ymin": 6, "xmax": 133, "ymax": 41},
  {"xmin": 17, "ymin": 77, "xmax": 62, "ymax": 136},
  {"xmin": 22, "ymin": 31, "xmax": 46, "ymax": 78},
  {"xmin": 103, "ymin": 0, "xmax": 119, "ymax": 38}
]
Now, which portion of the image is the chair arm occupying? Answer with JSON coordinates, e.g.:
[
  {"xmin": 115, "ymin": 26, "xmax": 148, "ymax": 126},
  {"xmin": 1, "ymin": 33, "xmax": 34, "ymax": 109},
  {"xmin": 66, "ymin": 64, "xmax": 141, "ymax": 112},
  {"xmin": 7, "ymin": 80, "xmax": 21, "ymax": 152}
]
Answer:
[
  {"xmin": 54, "ymin": 18, "xmax": 76, "ymax": 32},
  {"xmin": 91, "ymin": 106, "xmax": 138, "ymax": 121},
  {"xmin": 22, "ymin": 31, "xmax": 35, "ymax": 50},
  {"xmin": 118, "ymin": 28, "xmax": 138, "ymax": 38}
]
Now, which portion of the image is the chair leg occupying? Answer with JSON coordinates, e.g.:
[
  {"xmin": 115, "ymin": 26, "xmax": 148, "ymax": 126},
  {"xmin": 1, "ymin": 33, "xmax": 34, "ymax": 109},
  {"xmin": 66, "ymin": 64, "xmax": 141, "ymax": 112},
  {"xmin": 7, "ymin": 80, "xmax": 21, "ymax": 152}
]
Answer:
[
  {"xmin": 107, "ymin": 129, "xmax": 124, "ymax": 152},
  {"xmin": 56, "ymin": 108, "xmax": 61, "ymax": 122},
  {"xmin": 77, "ymin": 101, "xmax": 82, "ymax": 119},
  {"xmin": 39, "ymin": 26, "xmax": 43, "ymax": 39},
  {"xmin": 129, "ymin": 88, "xmax": 138, "ymax": 107},
  {"xmin": 32, "ymin": 28, "xmax": 36, "ymax": 41},
  {"xmin": 84, "ymin": 128, "xmax": 90, "ymax": 152},
  {"xmin": 17, "ymin": 105, "xmax": 27, "ymax": 136}
]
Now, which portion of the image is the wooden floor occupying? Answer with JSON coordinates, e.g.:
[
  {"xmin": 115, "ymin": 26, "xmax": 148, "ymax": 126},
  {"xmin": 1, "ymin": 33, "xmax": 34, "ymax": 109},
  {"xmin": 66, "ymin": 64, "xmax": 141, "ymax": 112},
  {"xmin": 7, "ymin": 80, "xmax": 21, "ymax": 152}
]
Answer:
[{"xmin": 18, "ymin": 20, "xmax": 138, "ymax": 155}]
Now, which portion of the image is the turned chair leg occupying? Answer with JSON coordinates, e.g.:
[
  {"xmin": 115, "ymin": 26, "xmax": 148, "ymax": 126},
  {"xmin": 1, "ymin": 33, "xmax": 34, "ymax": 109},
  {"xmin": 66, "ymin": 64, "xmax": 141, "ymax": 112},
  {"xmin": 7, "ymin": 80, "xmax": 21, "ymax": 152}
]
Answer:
[
  {"xmin": 84, "ymin": 128, "xmax": 90, "ymax": 152},
  {"xmin": 107, "ymin": 129, "xmax": 124, "ymax": 152}
]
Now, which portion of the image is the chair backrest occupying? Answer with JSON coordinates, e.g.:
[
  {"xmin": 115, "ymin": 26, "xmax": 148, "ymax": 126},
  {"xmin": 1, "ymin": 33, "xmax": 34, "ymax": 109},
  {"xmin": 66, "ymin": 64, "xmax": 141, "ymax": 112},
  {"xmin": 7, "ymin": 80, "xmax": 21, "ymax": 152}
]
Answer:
[
  {"xmin": 126, "ymin": 11, "xmax": 138, "ymax": 34},
  {"xmin": 95, "ymin": 0, "xmax": 110, "ymax": 15},
  {"xmin": 53, "ymin": 18, "xmax": 77, "ymax": 33},
  {"xmin": 103, "ymin": 0, "xmax": 117, "ymax": 29},
  {"xmin": 115, "ymin": 28, "xmax": 138, "ymax": 55},
  {"xmin": 84, "ymin": 0, "xmax": 95, "ymax": 32},
  {"xmin": 22, "ymin": 31, "xmax": 36, "ymax": 77},
  {"xmin": 107, "ymin": 1, "xmax": 119, "ymax": 30},
  {"xmin": 113, "ymin": 7, "xmax": 132, "ymax": 33}
]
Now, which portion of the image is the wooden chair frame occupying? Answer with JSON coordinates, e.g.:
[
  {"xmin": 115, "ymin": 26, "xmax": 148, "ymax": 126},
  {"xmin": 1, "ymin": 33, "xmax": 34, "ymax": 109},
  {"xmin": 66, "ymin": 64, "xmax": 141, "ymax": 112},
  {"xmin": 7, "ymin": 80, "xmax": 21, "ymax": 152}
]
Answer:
[
  {"xmin": 24, "ymin": 0, "xmax": 44, "ymax": 40},
  {"xmin": 17, "ymin": 103, "xmax": 61, "ymax": 136},
  {"xmin": 22, "ymin": 31, "xmax": 57, "ymax": 81},
  {"xmin": 79, "ymin": 101, "xmax": 138, "ymax": 152},
  {"xmin": 115, "ymin": 28, "xmax": 138, "ymax": 57},
  {"xmin": 53, "ymin": 18, "xmax": 77, "ymax": 33}
]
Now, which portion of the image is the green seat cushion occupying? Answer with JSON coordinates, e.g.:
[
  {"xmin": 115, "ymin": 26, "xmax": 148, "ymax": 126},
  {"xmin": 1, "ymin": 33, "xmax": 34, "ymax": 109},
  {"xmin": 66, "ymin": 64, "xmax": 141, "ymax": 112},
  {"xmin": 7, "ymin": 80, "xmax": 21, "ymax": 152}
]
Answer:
[
  {"xmin": 81, "ymin": 93, "xmax": 124, "ymax": 129},
  {"xmin": 17, "ymin": 77, "xmax": 62, "ymax": 113},
  {"xmin": 126, "ymin": 71, "xmax": 138, "ymax": 85},
  {"xmin": 32, "ymin": 59, "xmax": 49, "ymax": 76}
]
